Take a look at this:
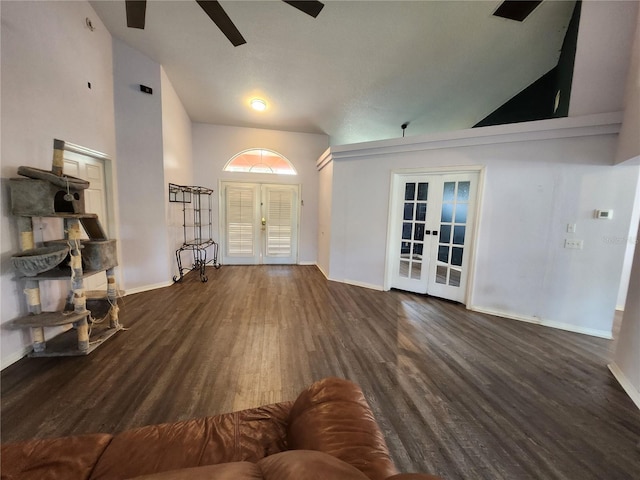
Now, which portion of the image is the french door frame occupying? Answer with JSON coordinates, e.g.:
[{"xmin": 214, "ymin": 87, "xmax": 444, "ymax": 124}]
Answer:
[
  {"xmin": 219, "ymin": 181, "xmax": 301, "ymax": 265},
  {"xmin": 384, "ymin": 166, "xmax": 485, "ymax": 305}
]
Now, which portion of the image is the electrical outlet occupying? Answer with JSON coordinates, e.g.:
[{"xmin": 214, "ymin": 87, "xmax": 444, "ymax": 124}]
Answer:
[{"xmin": 564, "ymin": 239, "xmax": 583, "ymax": 250}]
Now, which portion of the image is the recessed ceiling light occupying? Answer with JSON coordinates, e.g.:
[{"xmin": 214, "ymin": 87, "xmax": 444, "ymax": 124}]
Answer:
[{"xmin": 250, "ymin": 98, "xmax": 267, "ymax": 111}]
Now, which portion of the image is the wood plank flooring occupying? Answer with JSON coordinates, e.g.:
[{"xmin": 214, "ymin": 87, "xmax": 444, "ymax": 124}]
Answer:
[{"xmin": 2, "ymin": 265, "xmax": 639, "ymax": 479}]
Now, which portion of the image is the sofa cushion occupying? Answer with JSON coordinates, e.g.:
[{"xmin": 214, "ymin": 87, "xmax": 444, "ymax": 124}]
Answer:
[
  {"xmin": 126, "ymin": 462, "xmax": 262, "ymax": 479},
  {"xmin": 90, "ymin": 402, "xmax": 292, "ymax": 480},
  {"xmin": 287, "ymin": 377, "xmax": 397, "ymax": 480},
  {"xmin": 127, "ymin": 451, "xmax": 370, "ymax": 480},
  {"xmin": 257, "ymin": 450, "xmax": 371, "ymax": 480},
  {"xmin": 0, "ymin": 433, "xmax": 113, "ymax": 480}
]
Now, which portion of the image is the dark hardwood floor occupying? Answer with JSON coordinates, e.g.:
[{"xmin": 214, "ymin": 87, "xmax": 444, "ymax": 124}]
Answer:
[{"xmin": 2, "ymin": 265, "xmax": 639, "ymax": 479}]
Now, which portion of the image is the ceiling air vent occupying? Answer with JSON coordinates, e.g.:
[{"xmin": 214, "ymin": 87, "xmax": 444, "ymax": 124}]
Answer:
[{"xmin": 493, "ymin": 1, "xmax": 543, "ymax": 22}]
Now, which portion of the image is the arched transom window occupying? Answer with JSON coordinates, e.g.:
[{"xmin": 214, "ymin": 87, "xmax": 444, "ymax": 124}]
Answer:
[{"xmin": 223, "ymin": 149, "xmax": 297, "ymax": 175}]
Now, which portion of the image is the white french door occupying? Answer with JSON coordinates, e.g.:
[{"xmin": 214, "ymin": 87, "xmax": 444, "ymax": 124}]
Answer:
[
  {"xmin": 221, "ymin": 182, "xmax": 299, "ymax": 265},
  {"xmin": 388, "ymin": 171, "xmax": 479, "ymax": 303}
]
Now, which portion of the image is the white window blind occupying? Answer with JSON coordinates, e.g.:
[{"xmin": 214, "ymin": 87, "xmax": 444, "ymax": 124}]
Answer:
[
  {"xmin": 266, "ymin": 189, "xmax": 293, "ymax": 257},
  {"xmin": 226, "ymin": 187, "xmax": 255, "ymax": 256}
]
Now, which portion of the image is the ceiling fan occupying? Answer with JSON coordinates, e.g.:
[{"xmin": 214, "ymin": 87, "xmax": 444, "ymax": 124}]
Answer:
[{"xmin": 125, "ymin": 0, "xmax": 325, "ymax": 47}]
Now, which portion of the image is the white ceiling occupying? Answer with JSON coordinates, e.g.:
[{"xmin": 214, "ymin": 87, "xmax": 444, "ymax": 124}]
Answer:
[{"xmin": 90, "ymin": 0, "xmax": 576, "ymax": 145}]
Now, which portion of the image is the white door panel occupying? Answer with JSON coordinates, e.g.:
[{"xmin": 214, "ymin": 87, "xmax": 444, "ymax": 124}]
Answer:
[
  {"xmin": 263, "ymin": 185, "xmax": 298, "ymax": 264},
  {"xmin": 63, "ymin": 152, "xmax": 109, "ymax": 291}
]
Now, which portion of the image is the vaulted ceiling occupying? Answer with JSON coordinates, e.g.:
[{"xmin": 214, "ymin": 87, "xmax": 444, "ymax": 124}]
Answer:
[{"xmin": 90, "ymin": 0, "xmax": 577, "ymax": 145}]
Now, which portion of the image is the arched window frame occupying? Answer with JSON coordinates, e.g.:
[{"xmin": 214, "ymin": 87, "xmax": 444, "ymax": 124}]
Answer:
[{"xmin": 223, "ymin": 149, "xmax": 297, "ymax": 175}]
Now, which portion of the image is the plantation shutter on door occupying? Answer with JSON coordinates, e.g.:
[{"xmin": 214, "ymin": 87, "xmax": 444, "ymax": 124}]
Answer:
[
  {"xmin": 226, "ymin": 186, "xmax": 255, "ymax": 256},
  {"xmin": 266, "ymin": 188, "xmax": 293, "ymax": 257}
]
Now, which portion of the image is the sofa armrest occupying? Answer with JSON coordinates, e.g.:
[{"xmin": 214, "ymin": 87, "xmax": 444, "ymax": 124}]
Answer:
[
  {"xmin": 90, "ymin": 402, "xmax": 293, "ymax": 480},
  {"xmin": 0, "ymin": 433, "xmax": 113, "ymax": 480},
  {"xmin": 287, "ymin": 377, "xmax": 398, "ymax": 480}
]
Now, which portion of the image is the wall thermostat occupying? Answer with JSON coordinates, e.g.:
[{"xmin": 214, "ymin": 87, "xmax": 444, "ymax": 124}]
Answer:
[{"xmin": 594, "ymin": 209, "xmax": 613, "ymax": 219}]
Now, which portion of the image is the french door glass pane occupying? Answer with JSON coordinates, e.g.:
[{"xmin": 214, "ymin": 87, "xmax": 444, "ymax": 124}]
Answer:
[
  {"xmin": 405, "ymin": 183, "xmax": 416, "ymax": 200},
  {"xmin": 449, "ymin": 269, "xmax": 461, "ymax": 287},
  {"xmin": 457, "ymin": 181, "xmax": 470, "ymax": 201},
  {"xmin": 453, "ymin": 226, "xmax": 465, "ymax": 245},
  {"xmin": 404, "ymin": 203, "xmax": 414, "ymax": 220},
  {"xmin": 438, "ymin": 180, "xmax": 470, "ymax": 287},
  {"xmin": 451, "ymin": 247, "xmax": 463, "ymax": 266},
  {"xmin": 417, "ymin": 183, "xmax": 428, "ymax": 200},
  {"xmin": 436, "ymin": 265, "xmax": 447, "ymax": 284},
  {"xmin": 398, "ymin": 181, "xmax": 428, "ymax": 280},
  {"xmin": 411, "ymin": 262, "xmax": 422, "ymax": 279},
  {"xmin": 455, "ymin": 203, "xmax": 468, "ymax": 223},
  {"xmin": 441, "ymin": 203, "xmax": 453, "ymax": 222},
  {"xmin": 443, "ymin": 182, "xmax": 455, "ymax": 201},
  {"xmin": 402, "ymin": 223, "xmax": 412, "ymax": 239},
  {"xmin": 400, "ymin": 261, "xmax": 409, "ymax": 277},
  {"xmin": 440, "ymin": 225, "xmax": 451, "ymax": 243}
]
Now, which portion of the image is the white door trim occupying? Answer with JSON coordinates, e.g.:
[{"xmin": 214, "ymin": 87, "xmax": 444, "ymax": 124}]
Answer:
[{"xmin": 384, "ymin": 165, "xmax": 485, "ymax": 306}]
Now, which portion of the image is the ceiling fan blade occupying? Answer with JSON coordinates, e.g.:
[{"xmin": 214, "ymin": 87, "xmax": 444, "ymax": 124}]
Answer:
[
  {"xmin": 196, "ymin": 0, "xmax": 247, "ymax": 47},
  {"xmin": 282, "ymin": 1, "xmax": 324, "ymax": 18},
  {"xmin": 125, "ymin": 0, "xmax": 146, "ymax": 29}
]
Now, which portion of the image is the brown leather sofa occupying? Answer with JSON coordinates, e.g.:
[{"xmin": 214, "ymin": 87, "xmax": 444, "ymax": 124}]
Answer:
[{"xmin": 1, "ymin": 377, "xmax": 441, "ymax": 480}]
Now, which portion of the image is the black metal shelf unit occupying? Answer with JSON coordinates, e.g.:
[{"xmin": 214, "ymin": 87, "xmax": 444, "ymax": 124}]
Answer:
[{"xmin": 169, "ymin": 183, "xmax": 220, "ymax": 282}]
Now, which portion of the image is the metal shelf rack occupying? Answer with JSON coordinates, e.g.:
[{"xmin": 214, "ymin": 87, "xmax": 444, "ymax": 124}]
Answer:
[{"xmin": 169, "ymin": 183, "xmax": 220, "ymax": 282}]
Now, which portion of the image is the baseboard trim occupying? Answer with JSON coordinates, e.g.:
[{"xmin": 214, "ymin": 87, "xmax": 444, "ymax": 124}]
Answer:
[
  {"xmin": 346, "ymin": 280, "xmax": 384, "ymax": 291},
  {"xmin": 1, "ymin": 346, "xmax": 32, "ymax": 370},
  {"xmin": 608, "ymin": 362, "xmax": 640, "ymax": 410},
  {"xmin": 316, "ymin": 264, "xmax": 330, "ymax": 279},
  {"xmin": 298, "ymin": 261, "xmax": 317, "ymax": 266},
  {"xmin": 339, "ymin": 279, "xmax": 384, "ymax": 291},
  {"xmin": 469, "ymin": 306, "xmax": 612, "ymax": 339},
  {"xmin": 125, "ymin": 280, "xmax": 174, "ymax": 296}
]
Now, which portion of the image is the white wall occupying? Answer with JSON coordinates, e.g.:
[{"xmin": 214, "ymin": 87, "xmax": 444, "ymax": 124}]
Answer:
[
  {"xmin": 569, "ymin": 0, "xmax": 638, "ymax": 117},
  {"xmin": 615, "ymin": 4, "xmax": 640, "ymax": 164},
  {"xmin": 192, "ymin": 124, "xmax": 328, "ymax": 264},
  {"xmin": 322, "ymin": 115, "xmax": 639, "ymax": 338},
  {"xmin": 610, "ymin": 6, "xmax": 640, "ymax": 409},
  {"xmin": 112, "ymin": 39, "xmax": 172, "ymax": 292},
  {"xmin": 161, "ymin": 67, "xmax": 194, "ymax": 279},
  {"xmin": 0, "ymin": 0, "xmax": 116, "ymax": 367}
]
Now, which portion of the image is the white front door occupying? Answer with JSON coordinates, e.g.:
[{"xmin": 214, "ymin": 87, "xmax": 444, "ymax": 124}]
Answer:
[
  {"xmin": 388, "ymin": 171, "xmax": 479, "ymax": 303},
  {"xmin": 222, "ymin": 182, "xmax": 299, "ymax": 265}
]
